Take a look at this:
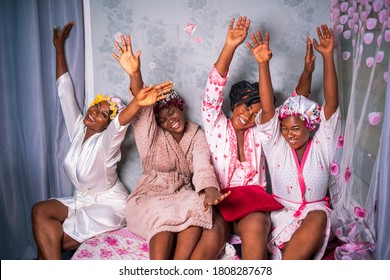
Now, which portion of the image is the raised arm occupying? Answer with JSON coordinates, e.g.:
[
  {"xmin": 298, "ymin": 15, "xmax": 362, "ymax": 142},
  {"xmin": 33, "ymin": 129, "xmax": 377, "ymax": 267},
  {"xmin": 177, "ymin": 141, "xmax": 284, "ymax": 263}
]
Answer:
[
  {"xmin": 246, "ymin": 31, "xmax": 274, "ymax": 124},
  {"xmin": 313, "ymin": 24, "xmax": 338, "ymax": 120},
  {"xmin": 53, "ymin": 22, "xmax": 75, "ymax": 79},
  {"xmin": 214, "ymin": 16, "xmax": 250, "ymax": 77},
  {"xmin": 112, "ymin": 36, "xmax": 173, "ymax": 126},
  {"xmin": 112, "ymin": 35, "xmax": 143, "ymax": 95},
  {"xmin": 295, "ymin": 37, "xmax": 316, "ymax": 97}
]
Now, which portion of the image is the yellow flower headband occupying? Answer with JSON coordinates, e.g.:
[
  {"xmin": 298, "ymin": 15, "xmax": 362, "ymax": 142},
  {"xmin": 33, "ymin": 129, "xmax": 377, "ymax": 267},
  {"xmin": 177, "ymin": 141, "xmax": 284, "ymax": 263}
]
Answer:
[{"xmin": 90, "ymin": 94, "xmax": 125, "ymax": 120}]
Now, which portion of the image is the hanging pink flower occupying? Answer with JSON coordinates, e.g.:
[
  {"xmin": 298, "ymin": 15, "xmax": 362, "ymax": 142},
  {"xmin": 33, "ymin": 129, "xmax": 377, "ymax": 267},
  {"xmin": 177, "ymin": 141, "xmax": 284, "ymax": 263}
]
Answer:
[
  {"xmin": 385, "ymin": 30, "xmax": 390, "ymax": 42},
  {"xmin": 343, "ymin": 30, "xmax": 352, "ymax": 39},
  {"xmin": 354, "ymin": 207, "xmax": 366, "ymax": 218},
  {"xmin": 342, "ymin": 51, "xmax": 351, "ymax": 60},
  {"xmin": 344, "ymin": 167, "xmax": 352, "ymax": 182},
  {"xmin": 194, "ymin": 36, "xmax": 202, "ymax": 44},
  {"xmin": 376, "ymin": 51, "xmax": 384, "ymax": 63},
  {"xmin": 368, "ymin": 112, "xmax": 383, "ymax": 125},
  {"xmin": 378, "ymin": 10, "xmax": 387, "ymax": 23},
  {"xmin": 364, "ymin": 32, "xmax": 374, "ymax": 44},
  {"xmin": 330, "ymin": 161, "xmax": 340, "ymax": 176},
  {"xmin": 373, "ymin": 0, "xmax": 384, "ymax": 12},
  {"xmin": 340, "ymin": 2, "xmax": 349, "ymax": 12},
  {"xmin": 184, "ymin": 23, "xmax": 197, "ymax": 36},
  {"xmin": 366, "ymin": 18, "xmax": 377, "ymax": 30},
  {"xmin": 340, "ymin": 15, "xmax": 349, "ymax": 25},
  {"xmin": 366, "ymin": 57, "xmax": 374, "ymax": 67},
  {"xmin": 338, "ymin": 135, "xmax": 344, "ymax": 148}
]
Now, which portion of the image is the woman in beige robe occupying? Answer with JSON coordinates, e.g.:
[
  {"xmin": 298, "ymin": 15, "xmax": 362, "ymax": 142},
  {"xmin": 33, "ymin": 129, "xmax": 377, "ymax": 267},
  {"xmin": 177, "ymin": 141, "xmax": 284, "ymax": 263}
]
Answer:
[{"xmin": 112, "ymin": 35, "xmax": 229, "ymax": 260}]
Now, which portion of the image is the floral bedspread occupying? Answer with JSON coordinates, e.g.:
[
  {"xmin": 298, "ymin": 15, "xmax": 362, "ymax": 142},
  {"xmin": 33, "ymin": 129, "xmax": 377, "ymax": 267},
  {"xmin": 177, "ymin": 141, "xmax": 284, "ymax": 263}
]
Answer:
[{"xmin": 71, "ymin": 227, "xmax": 239, "ymax": 260}]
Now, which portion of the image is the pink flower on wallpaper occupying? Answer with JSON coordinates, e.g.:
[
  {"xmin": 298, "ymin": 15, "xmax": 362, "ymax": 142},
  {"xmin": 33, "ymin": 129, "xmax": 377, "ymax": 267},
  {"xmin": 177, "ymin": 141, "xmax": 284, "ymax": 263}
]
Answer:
[
  {"xmin": 149, "ymin": 62, "xmax": 156, "ymax": 69},
  {"xmin": 338, "ymin": 135, "xmax": 344, "ymax": 148},
  {"xmin": 194, "ymin": 36, "xmax": 202, "ymax": 44},
  {"xmin": 344, "ymin": 167, "xmax": 352, "ymax": 182},
  {"xmin": 368, "ymin": 112, "xmax": 383, "ymax": 125},
  {"xmin": 330, "ymin": 161, "xmax": 340, "ymax": 176},
  {"xmin": 348, "ymin": 19, "xmax": 354, "ymax": 29},
  {"xmin": 354, "ymin": 207, "xmax": 366, "ymax": 218},
  {"xmin": 184, "ymin": 23, "xmax": 197, "ymax": 36},
  {"xmin": 103, "ymin": 236, "xmax": 119, "ymax": 247},
  {"xmin": 377, "ymin": 34, "xmax": 382, "ymax": 46},
  {"xmin": 335, "ymin": 24, "xmax": 344, "ymax": 34},
  {"xmin": 99, "ymin": 249, "xmax": 113, "ymax": 258},
  {"xmin": 140, "ymin": 242, "xmax": 149, "ymax": 252}
]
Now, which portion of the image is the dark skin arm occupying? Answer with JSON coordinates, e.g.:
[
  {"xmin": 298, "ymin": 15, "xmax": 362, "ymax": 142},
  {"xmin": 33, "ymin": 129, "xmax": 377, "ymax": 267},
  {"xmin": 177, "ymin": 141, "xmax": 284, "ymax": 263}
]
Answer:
[
  {"xmin": 53, "ymin": 22, "xmax": 75, "ymax": 79},
  {"xmin": 295, "ymin": 37, "xmax": 316, "ymax": 97},
  {"xmin": 313, "ymin": 24, "xmax": 338, "ymax": 119},
  {"xmin": 112, "ymin": 35, "xmax": 143, "ymax": 96},
  {"xmin": 214, "ymin": 16, "xmax": 250, "ymax": 78},
  {"xmin": 246, "ymin": 31, "xmax": 275, "ymax": 124}
]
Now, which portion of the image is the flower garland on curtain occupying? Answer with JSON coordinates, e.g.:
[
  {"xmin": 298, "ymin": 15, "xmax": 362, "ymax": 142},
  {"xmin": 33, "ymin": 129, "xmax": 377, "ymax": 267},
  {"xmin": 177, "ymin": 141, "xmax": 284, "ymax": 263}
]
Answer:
[{"xmin": 329, "ymin": 0, "xmax": 389, "ymax": 260}]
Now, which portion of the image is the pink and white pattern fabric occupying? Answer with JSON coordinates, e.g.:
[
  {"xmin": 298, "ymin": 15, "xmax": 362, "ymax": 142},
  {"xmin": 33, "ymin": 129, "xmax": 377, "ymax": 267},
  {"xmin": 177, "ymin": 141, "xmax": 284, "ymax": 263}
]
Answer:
[
  {"xmin": 257, "ymin": 104, "xmax": 341, "ymax": 259},
  {"xmin": 201, "ymin": 66, "xmax": 267, "ymax": 189},
  {"xmin": 71, "ymin": 227, "xmax": 238, "ymax": 260}
]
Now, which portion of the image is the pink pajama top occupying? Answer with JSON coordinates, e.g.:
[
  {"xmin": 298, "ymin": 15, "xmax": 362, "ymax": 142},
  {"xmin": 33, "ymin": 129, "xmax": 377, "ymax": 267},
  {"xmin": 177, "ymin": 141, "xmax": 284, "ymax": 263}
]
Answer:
[{"xmin": 201, "ymin": 66, "xmax": 267, "ymax": 189}]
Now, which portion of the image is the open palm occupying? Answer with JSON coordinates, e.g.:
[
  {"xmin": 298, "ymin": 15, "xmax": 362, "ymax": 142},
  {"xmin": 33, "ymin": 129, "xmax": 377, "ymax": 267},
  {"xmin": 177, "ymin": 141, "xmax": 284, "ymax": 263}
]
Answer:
[
  {"xmin": 134, "ymin": 81, "xmax": 173, "ymax": 107},
  {"xmin": 313, "ymin": 24, "xmax": 334, "ymax": 56},
  {"xmin": 112, "ymin": 35, "xmax": 141, "ymax": 76},
  {"xmin": 246, "ymin": 31, "xmax": 272, "ymax": 63}
]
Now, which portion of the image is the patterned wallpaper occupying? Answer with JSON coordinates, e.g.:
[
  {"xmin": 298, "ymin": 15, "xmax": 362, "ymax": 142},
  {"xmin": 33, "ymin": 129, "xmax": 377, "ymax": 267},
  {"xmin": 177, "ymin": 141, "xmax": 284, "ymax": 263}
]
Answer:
[{"xmin": 87, "ymin": 0, "xmax": 330, "ymax": 190}]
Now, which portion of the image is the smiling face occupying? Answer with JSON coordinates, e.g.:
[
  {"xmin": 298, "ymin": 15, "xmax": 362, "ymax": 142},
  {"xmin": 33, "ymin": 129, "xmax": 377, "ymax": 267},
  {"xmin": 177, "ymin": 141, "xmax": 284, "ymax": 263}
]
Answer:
[
  {"xmin": 231, "ymin": 102, "xmax": 261, "ymax": 132},
  {"xmin": 281, "ymin": 115, "xmax": 310, "ymax": 152},
  {"xmin": 156, "ymin": 105, "xmax": 186, "ymax": 142},
  {"xmin": 83, "ymin": 101, "xmax": 111, "ymax": 133}
]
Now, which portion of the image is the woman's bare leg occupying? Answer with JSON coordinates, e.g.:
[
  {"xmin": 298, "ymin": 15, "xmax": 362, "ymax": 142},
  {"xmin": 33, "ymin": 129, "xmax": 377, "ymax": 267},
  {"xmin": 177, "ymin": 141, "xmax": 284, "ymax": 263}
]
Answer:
[
  {"xmin": 282, "ymin": 210, "xmax": 327, "ymax": 260},
  {"xmin": 31, "ymin": 199, "xmax": 72, "ymax": 259},
  {"xmin": 173, "ymin": 226, "xmax": 202, "ymax": 260},
  {"xmin": 190, "ymin": 210, "xmax": 231, "ymax": 259},
  {"xmin": 235, "ymin": 211, "xmax": 270, "ymax": 260},
  {"xmin": 149, "ymin": 231, "xmax": 175, "ymax": 260}
]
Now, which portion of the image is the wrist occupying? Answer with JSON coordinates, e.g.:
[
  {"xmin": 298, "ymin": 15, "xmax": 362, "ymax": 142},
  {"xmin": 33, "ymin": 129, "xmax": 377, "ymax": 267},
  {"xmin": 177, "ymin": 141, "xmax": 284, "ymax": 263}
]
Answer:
[{"xmin": 129, "ymin": 71, "xmax": 141, "ymax": 77}]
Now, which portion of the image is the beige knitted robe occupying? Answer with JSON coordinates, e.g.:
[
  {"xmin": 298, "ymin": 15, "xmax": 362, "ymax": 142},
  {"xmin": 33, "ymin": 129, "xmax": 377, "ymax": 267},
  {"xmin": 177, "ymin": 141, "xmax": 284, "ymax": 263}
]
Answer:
[{"xmin": 125, "ymin": 106, "xmax": 220, "ymax": 243}]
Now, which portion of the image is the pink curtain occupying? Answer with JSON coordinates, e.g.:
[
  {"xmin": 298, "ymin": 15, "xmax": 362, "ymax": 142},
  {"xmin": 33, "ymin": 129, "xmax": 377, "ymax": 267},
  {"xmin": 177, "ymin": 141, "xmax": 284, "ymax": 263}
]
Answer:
[{"xmin": 329, "ymin": 0, "xmax": 389, "ymax": 259}]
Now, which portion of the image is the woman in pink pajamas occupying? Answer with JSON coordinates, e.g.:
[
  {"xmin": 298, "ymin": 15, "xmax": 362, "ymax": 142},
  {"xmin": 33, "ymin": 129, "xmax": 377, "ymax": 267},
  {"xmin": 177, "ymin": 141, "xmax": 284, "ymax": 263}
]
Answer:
[{"xmin": 247, "ymin": 24, "xmax": 341, "ymax": 259}]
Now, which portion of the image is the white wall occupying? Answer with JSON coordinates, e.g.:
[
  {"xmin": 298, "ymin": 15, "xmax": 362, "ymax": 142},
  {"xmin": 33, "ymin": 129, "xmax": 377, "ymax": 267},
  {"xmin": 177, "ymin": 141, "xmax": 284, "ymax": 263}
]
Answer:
[{"xmin": 85, "ymin": 0, "xmax": 331, "ymax": 191}]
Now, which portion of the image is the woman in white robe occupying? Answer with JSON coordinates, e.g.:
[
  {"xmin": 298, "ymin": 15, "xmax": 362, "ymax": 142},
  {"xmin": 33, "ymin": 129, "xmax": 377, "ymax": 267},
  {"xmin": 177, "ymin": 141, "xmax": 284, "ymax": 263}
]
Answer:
[{"xmin": 31, "ymin": 22, "xmax": 173, "ymax": 259}]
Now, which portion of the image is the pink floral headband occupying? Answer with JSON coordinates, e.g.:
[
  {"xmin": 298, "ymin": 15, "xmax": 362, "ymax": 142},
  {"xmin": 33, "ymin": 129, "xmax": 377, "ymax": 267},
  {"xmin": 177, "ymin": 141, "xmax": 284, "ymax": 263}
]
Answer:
[
  {"xmin": 279, "ymin": 95, "xmax": 321, "ymax": 131},
  {"xmin": 153, "ymin": 89, "xmax": 185, "ymax": 115}
]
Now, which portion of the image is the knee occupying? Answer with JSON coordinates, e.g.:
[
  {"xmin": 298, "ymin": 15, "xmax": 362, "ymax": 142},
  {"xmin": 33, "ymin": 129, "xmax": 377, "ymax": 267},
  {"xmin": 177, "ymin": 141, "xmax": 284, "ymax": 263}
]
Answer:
[
  {"xmin": 306, "ymin": 211, "xmax": 327, "ymax": 232},
  {"xmin": 31, "ymin": 201, "xmax": 45, "ymax": 222}
]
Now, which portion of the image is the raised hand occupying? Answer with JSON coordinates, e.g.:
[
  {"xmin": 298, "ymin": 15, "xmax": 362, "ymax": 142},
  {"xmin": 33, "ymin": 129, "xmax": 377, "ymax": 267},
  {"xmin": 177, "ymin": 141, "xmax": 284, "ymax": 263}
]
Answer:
[
  {"xmin": 246, "ymin": 31, "xmax": 272, "ymax": 64},
  {"xmin": 112, "ymin": 35, "xmax": 141, "ymax": 76},
  {"xmin": 313, "ymin": 24, "xmax": 334, "ymax": 56},
  {"xmin": 53, "ymin": 22, "xmax": 75, "ymax": 50},
  {"xmin": 304, "ymin": 36, "xmax": 316, "ymax": 74},
  {"xmin": 203, "ymin": 187, "xmax": 231, "ymax": 211},
  {"xmin": 134, "ymin": 81, "xmax": 173, "ymax": 107},
  {"xmin": 225, "ymin": 16, "xmax": 250, "ymax": 48}
]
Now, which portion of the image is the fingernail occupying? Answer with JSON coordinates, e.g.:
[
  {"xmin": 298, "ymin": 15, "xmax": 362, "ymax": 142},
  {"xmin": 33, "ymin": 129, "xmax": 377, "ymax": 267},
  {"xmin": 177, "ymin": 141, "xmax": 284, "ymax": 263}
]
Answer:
[{"xmin": 54, "ymin": 25, "xmax": 58, "ymax": 29}]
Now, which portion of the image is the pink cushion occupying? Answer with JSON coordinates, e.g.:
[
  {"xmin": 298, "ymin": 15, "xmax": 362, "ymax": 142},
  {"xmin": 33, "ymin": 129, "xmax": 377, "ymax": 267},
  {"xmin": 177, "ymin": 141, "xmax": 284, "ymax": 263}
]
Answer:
[{"xmin": 216, "ymin": 185, "xmax": 284, "ymax": 222}]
